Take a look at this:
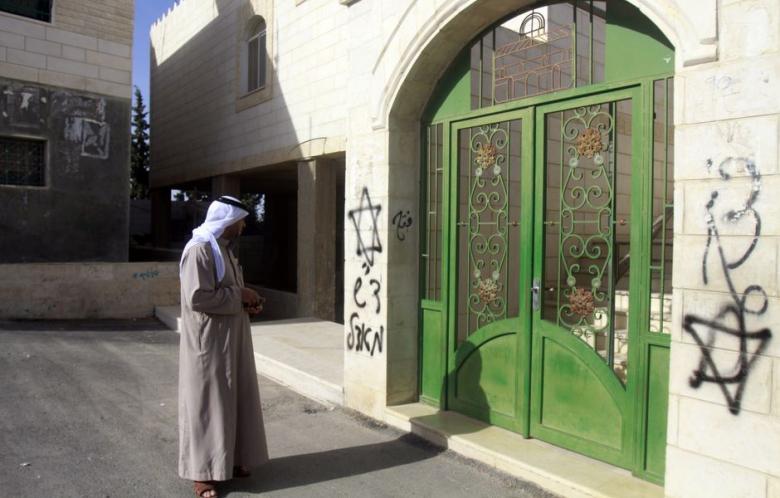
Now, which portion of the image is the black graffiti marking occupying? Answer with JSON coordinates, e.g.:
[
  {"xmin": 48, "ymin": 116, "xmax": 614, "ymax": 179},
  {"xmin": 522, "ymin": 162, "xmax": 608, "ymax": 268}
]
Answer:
[
  {"xmin": 348, "ymin": 188, "xmax": 382, "ymax": 270},
  {"xmin": 369, "ymin": 278, "xmax": 381, "ymax": 314},
  {"xmin": 684, "ymin": 157, "xmax": 772, "ymax": 415},
  {"xmin": 353, "ymin": 276, "xmax": 381, "ymax": 314},
  {"xmin": 348, "ymin": 188, "xmax": 385, "ymax": 356},
  {"xmin": 353, "ymin": 277, "xmax": 366, "ymax": 309},
  {"xmin": 392, "ymin": 210, "xmax": 414, "ymax": 241},
  {"xmin": 347, "ymin": 312, "xmax": 384, "ymax": 356}
]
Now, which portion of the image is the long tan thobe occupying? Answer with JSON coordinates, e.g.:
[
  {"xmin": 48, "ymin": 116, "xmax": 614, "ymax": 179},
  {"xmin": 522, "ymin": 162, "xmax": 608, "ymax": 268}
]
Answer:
[{"xmin": 178, "ymin": 238, "xmax": 268, "ymax": 481}]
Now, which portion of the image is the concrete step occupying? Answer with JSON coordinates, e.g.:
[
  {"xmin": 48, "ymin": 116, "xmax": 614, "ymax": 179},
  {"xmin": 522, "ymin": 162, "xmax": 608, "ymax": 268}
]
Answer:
[
  {"xmin": 253, "ymin": 350, "xmax": 343, "ymax": 407},
  {"xmin": 385, "ymin": 403, "xmax": 664, "ymax": 498},
  {"xmin": 153, "ymin": 306, "xmax": 344, "ymax": 407},
  {"xmin": 155, "ymin": 305, "xmax": 182, "ymax": 331},
  {"xmin": 250, "ymin": 317, "xmax": 345, "ymax": 407}
]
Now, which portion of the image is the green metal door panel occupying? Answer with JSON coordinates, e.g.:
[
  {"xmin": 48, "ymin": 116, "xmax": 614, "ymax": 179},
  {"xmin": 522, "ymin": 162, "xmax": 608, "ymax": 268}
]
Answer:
[
  {"xmin": 538, "ymin": 335, "xmax": 624, "ymax": 452},
  {"xmin": 605, "ymin": 2, "xmax": 674, "ymax": 82},
  {"xmin": 445, "ymin": 108, "xmax": 534, "ymax": 435},
  {"xmin": 419, "ymin": 4, "xmax": 675, "ymax": 479},
  {"xmin": 530, "ymin": 86, "xmax": 643, "ymax": 470},
  {"xmin": 643, "ymin": 343, "xmax": 670, "ymax": 482},
  {"xmin": 453, "ymin": 326, "xmax": 518, "ymax": 425},
  {"xmin": 420, "ymin": 303, "xmax": 445, "ymax": 406}
]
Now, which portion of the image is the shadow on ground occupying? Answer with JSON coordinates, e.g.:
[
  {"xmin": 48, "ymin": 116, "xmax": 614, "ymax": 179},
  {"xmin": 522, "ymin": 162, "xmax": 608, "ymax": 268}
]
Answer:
[{"xmin": 222, "ymin": 434, "xmax": 442, "ymax": 494}]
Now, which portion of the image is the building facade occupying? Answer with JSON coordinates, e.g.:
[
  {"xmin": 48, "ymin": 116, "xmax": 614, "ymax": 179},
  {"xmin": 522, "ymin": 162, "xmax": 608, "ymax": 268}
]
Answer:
[
  {"xmin": 0, "ymin": 0, "xmax": 134, "ymax": 262},
  {"xmin": 150, "ymin": 0, "xmax": 780, "ymax": 496}
]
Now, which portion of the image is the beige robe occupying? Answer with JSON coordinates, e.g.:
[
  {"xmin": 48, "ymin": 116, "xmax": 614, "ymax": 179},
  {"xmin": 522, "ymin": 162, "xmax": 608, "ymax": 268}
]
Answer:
[{"xmin": 178, "ymin": 238, "xmax": 268, "ymax": 481}]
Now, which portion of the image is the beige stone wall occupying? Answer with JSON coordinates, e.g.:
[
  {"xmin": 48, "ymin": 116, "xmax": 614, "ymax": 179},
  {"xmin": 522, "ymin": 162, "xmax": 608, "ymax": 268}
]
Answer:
[
  {"xmin": 664, "ymin": 0, "xmax": 780, "ymax": 496},
  {"xmin": 0, "ymin": 0, "xmax": 133, "ymax": 99},
  {"xmin": 53, "ymin": 0, "xmax": 134, "ymax": 43},
  {"xmin": 0, "ymin": 262, "xmax": 180, "ymax": 319},
  {"xmin": 149, "ymin": 0, "xmax": 349, "ymax": 187}
]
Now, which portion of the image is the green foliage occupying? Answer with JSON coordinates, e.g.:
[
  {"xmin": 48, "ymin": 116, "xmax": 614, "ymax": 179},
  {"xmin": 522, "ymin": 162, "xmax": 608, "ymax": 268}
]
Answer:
[{"xmin": 130, "ymin": 87, "xmax": 150, "ymax": 199}]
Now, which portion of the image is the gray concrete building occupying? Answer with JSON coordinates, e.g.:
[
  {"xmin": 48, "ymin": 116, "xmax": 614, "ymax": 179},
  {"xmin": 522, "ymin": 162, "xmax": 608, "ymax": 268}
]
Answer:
[{"xmin": 0, "ymin": 1, "xmax": 134, "ymax": 262}]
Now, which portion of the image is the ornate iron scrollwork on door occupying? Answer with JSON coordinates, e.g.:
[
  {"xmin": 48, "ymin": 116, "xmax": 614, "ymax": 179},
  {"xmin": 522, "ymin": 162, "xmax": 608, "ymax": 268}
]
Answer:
[
  {"xmin": 557, "ymin": 105, "xmax": 615, "ymax": 348},
  {"xmin": 467, "ymin": 124, "xmax": 510, "ymax": 331}
]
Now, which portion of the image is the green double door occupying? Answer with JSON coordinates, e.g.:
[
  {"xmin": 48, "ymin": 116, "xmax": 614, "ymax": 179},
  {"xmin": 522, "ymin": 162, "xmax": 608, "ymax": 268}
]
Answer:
[{"xmin": 435, "ymin": 85, "xmax": 670, "ymax": 481}]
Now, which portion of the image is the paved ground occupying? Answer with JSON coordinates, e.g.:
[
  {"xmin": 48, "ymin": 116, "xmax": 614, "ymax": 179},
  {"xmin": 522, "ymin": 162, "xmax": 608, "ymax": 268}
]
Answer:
[{"xmin": 0, "ymin": 319, "xmax": 556, "ymax": 498}]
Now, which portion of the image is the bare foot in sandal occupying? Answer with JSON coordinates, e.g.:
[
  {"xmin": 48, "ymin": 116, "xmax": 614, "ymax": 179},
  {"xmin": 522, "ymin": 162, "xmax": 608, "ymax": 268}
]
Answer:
[{"xmin": 194, "ymin": 481, "xmax": 217, "ymax": 498}]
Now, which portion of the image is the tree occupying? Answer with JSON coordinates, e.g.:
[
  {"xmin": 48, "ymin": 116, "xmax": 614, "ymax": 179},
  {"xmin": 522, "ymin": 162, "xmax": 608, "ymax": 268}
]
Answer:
[{"xmin": 130, "ymin": 86, "xmax": 150, "ymax": 199}]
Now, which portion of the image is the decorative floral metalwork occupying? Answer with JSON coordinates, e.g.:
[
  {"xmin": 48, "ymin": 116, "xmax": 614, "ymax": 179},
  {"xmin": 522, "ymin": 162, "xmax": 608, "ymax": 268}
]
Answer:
[
  {"xmin": 477, "ymin": 278, "xmax": 499, "ymax": 304},
  {"xmin": 475, "ymin": 143, "xmax": 497, "ymax": 170},
  {"xmin": 569, "ymin": 287, "xmax": 595, "ymax": 317},
  {"xmin": 576, "ymin": 127, "xmax": 604, "ymax": 158},
  {"xmin": 465, "ymin": 123, "xmax": 509, "ymax": 333},
  {"xmin": 554, "ymin": 105, "xmax": 616, "ymax": 353}
]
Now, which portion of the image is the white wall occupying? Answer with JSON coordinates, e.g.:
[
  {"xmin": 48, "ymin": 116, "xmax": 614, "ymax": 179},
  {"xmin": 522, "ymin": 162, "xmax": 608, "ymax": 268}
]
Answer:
[
  {"xmin": 665, "ymin": 1, "xmax": 780, "ymax": 496},
  {"xmin": 150, "ymin": 0, "xmax": 352, "ymax": 187}
]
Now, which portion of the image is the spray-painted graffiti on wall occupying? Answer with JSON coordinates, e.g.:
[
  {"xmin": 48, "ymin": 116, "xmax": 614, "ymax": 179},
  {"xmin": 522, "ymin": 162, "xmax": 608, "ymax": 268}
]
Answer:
[
  {"xmin": 391, "ymin": 210, "xmax": 413, "ymax": 241},
  {"xmin": 348, "ymin": 187, "xmax": 384, "ymax": 356},
  {"xmin": 683, "ymin": 156, "xmax": 772, "ymax": 415}
]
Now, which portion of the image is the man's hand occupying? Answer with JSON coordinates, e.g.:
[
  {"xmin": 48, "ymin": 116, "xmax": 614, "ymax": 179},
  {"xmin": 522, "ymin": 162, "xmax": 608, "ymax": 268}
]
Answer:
[
  {"xmin": 241, "ymin": 287, "xmax": 261, "ymax": 308},
  {"xmin": 246, "ymin": 295, "xmax": 265, "ymax": 315}
]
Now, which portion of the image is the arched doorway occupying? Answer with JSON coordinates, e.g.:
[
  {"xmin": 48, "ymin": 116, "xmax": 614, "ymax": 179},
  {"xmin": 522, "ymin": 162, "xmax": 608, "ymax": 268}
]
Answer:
[{"xmin": 418, "ymin": 0, "xmax": 674, "ymax": 483}]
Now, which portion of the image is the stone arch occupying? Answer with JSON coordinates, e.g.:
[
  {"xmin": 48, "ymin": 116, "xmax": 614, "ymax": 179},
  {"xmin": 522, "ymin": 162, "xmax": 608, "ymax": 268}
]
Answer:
[{"xmin": 381, "ymin": 0, "xmax": 708, "ymax": 404}]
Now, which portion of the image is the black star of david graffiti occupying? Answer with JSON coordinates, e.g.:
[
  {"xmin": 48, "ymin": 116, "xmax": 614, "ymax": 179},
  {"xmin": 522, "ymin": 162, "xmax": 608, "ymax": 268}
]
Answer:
[
  {"xmin": 684, "ymin": 157, "xmax": 772, "ymax": 415},
  {"xmin": 348, "ymin": 187, "xmax": 382, "ymax": 272}
]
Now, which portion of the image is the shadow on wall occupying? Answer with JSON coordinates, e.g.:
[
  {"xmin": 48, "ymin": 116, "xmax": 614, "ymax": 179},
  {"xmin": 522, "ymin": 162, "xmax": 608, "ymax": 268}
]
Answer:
[
  {"xmin": 148, "ymin": 0, "xmax": 321, "ymax": 296},
  {"xmin": 150, "ymin": 0, "xmax": 301, "ymax": 188}
]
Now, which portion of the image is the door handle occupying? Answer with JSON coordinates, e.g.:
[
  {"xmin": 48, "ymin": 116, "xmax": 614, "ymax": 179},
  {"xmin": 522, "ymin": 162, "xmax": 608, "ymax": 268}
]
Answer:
[{"xmin": 532, "ymin": 278, "xmax": 541, "ymax": 311}]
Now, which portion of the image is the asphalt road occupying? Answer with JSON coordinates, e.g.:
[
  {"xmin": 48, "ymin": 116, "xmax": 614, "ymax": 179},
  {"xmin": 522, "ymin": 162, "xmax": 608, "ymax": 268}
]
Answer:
[{"xmin": 0, "ymin": 319, "xmax": 556, "ymax": 498}]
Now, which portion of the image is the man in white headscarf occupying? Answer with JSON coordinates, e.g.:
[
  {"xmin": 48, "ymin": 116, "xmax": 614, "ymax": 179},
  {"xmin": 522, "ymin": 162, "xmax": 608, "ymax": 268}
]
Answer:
[{"xmin": 178, "ymin": 195, "xmax": 268, "ymax": 498}]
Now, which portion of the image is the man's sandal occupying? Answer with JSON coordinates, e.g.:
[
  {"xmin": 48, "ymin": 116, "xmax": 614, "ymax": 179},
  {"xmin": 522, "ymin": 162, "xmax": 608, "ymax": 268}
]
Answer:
[
  {"xmin": 233, "ymin": 465, "xmax": 251, "ymax": 478},
  {"xmin": 194, "ymin": 481, "xmax": 217, "ymax": 498}
]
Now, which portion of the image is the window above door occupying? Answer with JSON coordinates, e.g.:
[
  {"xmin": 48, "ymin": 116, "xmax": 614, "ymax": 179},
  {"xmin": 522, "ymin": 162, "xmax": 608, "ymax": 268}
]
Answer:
[{"xmin": 423, "ymin": 0, "xmax": 674, "ymax": 123}]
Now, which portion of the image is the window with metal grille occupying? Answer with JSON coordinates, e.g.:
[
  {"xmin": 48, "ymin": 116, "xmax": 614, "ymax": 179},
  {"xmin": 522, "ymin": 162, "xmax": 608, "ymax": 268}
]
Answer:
[
  {"xmin": 0, "ymin": 137, "xmax": 45, "ymax": 186},
  {"xmin": 470, "ymin": 1, "xmax": 607, "ymax": 109},
  {"xmin": 0, "ymin": 0, "xmax": 53, "ymax": 23}
]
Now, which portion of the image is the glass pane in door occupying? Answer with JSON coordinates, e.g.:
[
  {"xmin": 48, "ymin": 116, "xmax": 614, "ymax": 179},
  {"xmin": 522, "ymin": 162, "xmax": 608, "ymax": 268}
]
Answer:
[
  {"xmin": 649, "ymin": 78, "xmax": 674, "ymax": 334},
  {"xmin": 542, "ymin": 100, "xmax": 633, "ymax": 382},
  {"xmin": 456, "ymin": 120, "xmax": 523, "ymax": 345},
  {"xmin": 424, "ymin": 123, "xmax": 444, "ymax": 301}
]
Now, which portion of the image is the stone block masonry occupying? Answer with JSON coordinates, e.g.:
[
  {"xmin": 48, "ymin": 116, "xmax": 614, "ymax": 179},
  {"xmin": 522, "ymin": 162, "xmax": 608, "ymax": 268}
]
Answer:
[
  {"xmin": 665, "ymin": 2, "xmax": 780, "ymax": 497},
  {"xmin": 0, "ymin": 1, "xmax": 133, "ymax": 100}
]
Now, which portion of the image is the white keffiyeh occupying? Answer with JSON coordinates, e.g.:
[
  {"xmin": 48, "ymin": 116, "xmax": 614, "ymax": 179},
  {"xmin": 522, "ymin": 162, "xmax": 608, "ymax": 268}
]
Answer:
[{"xmin": 180, "ymin": 196, "xmax": 249, "ymax": 283}]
